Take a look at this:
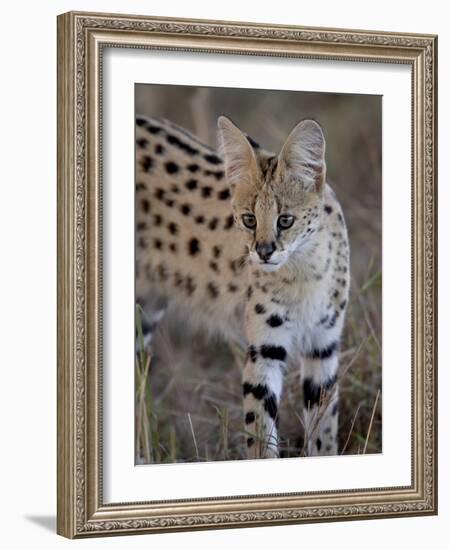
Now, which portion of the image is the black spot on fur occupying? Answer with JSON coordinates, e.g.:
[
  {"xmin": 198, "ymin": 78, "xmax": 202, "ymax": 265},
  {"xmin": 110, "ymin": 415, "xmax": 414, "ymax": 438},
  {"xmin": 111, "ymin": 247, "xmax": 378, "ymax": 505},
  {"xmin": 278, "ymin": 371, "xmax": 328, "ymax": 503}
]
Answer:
[
  {"xmin": 155, "ymin": 188, "xmax": 165, "ymax": 200},
  {"xmin": 266, "ymin": 314, "xmax": 283, "ymax": 328},
  {"xmin": 147, "ymin": 124, "xmax": 161, "ymax": 134},
  {"xmin": 165, "ymin": 198, "xmax": 175, "ymax": 208},
  {"xmin": 248, "ymin": 345, "xmax": 258, "ymax": 363},
  {"xmin": 306, "ymin": 341, "xmax": 338, "ymax": 360},
  {"xmin": 243, "ymin": 383, "xmax": 268, "ymax": 400},
  {"xmin": 137, "ymin": 236, "xmax": 147, "ymax": 249},
  {"xmin": 331, "ymin": 402, "xmax": 339, "ymax": 416},
  {"xmin": 169, "ymin": 243, "xmax": 177, "ymax": 253},
  {"xmin": 189, "ymin": 238, "xmax": 200, "ymax": 256},
  {"xmin": 212, "ymin": 245, "xmax": 222, "ymax": 258},
  {"xmin": 247, "ymin": 286, "xmax": 253, "ymax": 300},
  {"xmin": 338, "ymin": 213, "xmax": 344, "ymax": 224},
  {"xmin": 187, "ymin": 163, "xmax": 200, "ymax": 173},
  {"xmin": 324, "ymin": 205, "xmax": 333, "ymax": 214},
  {"xmin": 137, "ymin": 222, "xmax": 147, "ymax": 232},
  {"xmin": 326, "ymin": 311, "xmax": 339, "ymax": 329},
  {"xmin": 136, "ymin": 182, "xmax": 146, "ymax": 192},
  {"xmin": 260, "ymin": 345, "xmax": 287, "ymax": 362},
  {"xmin": 195, "ymin": 215, "xmax": 205, "ymax": 224},
  {"xmin": 165, "ymin": 161, "xmax": 179, "ymax": 174},
  {"xmin": 156, "ymin": 263, "xmax": 169, "ymax": 281},
  {"xmin": 229, "ymin": 256, "xmax": 246, "ymax": 274},
  {"xmin": 136, "ymin": 137, "xmax": 148, "ymax": 149},
  {"xmin": 303, "ymin": 378, "xmax": 321, "ymax": 408},
  {"xmin": 245, "ymin": 412, "xmax": 256, "ymax": 424},
  {"xmin": 340, "ymin": 300, "xmax": 347, "ymax": 310},
  {"xmin": 168, "ymin": 222, "xmax": 178, "ymax": 235},
  {"xmin": 207, "ymin": 282, "xmax": 219, "ymax": 298},
  {"xmin": 155, "ymin": 143, "xmax": 165, "ymax": 155},
  {"xmin": 228, "ymin": 283, "xmax": 238, "ymax": 292},
  {"xmin": 204, "ymin": 153, "xmax": 222, "ymax": 165},
  {"xmin": 173, "ymin": 272, "xmax": 183, "ymax": 287},
  {"xmin": 255, "ymin": 303, "xmax": 266, "ymax": 314},
  {"xmin": 247, "ymin": 437, "xmax": 255, "ymax": 448},
  {"xmin": 316, "ymin": 438, "xmax": 322, "ymax": 451},
  {"xmin": 204, "ymin": 169, "xmax": 224, "ymax": 180},
  {"xmin": 141, "ymin": 199, "xmax": 150, "ymax": 213},
  {"xmin": 136, "ymin": 117, "xmax": 146, "ymax": 127},
  {"xmin": 153, "ymin": 238, "xmax": 163, "ymax": 250},
  {"xmin": 180, "ymin": 203, "xmax": 191, "ymax": 216},
  {"xmin": 153, "ymin": 214, "xmax": 163, "ymax": 226},
  {"xmin": 170, "ymin": 184, "xmax": 180, "ymax": 194},
  {"xmin": 185, "ymin": 179, "xmax": 198, "ymax": 190},
  {"xmin": 208, "ymin": 217, "xmax": 219, "ymax": 230},
  {"xmin": 217, "ymin": 188, "xmax": 230, "ymax": 200},
  {"xmin": 166, "ymin": 133, "xmax": 199, "ymax": 155},
  {"xmin": 224, "ymin": 215, "xmax": 234, "ymax": 230},
  {"xmin": 209, "ymin": 261, "xmax": 219, "ymax": 272},
  {"xmin": 303, "ymin": 375, "xmax": 337, "ymax": 408},
  {"xmin": 186, "ymin": 276, "xmax": 196, "ymax": 296},
  {"xmin": 201, "ymin": 186, "xmax": 213, "ymax": 198},
  {"xmin": 264, "ymin": 394, "xmax": 278, "ymax": 420}
]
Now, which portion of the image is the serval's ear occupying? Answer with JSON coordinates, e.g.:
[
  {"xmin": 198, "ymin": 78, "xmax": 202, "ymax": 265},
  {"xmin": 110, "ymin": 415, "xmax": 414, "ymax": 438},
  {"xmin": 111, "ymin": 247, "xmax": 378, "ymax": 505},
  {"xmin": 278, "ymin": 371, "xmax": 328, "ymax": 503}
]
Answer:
[
  {"xmin": 278, "ymin": 119, "xmax": 326, "ymax": 193},
  {"xmin": 217, "ymin": 116, "xmax": 259, "ymax": 190}
]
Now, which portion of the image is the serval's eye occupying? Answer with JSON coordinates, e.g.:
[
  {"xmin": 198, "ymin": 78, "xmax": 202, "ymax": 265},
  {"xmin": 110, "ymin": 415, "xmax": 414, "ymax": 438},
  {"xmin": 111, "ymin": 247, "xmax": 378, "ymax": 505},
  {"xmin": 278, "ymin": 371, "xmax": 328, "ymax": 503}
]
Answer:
[
  {"xmin": 277, "ymin": 215, "xmax": 295, "ymax": 230},
  {"xmin": 242, "ymin": 214, "xmax": 257, "ymax": 229}
]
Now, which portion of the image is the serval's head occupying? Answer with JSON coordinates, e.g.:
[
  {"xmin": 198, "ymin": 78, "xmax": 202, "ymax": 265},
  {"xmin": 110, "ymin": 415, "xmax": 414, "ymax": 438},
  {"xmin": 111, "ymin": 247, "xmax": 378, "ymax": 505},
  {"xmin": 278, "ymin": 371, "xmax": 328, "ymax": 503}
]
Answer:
[{"xmin": 218, "ymin": 116, "xmax": 327, "ymax": 272}]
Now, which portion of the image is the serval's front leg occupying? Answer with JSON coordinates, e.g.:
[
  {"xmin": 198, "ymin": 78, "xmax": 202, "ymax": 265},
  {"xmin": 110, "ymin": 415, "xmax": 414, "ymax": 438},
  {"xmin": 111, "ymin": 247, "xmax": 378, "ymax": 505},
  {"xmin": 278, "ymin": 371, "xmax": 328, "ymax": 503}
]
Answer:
[
  {"xmin": 243, "ymin": 299, "xmax": 292, "ymax": 459},
  {"xmin": 301, "ymin": 340, "xmax": 340, "ymax": 456}
]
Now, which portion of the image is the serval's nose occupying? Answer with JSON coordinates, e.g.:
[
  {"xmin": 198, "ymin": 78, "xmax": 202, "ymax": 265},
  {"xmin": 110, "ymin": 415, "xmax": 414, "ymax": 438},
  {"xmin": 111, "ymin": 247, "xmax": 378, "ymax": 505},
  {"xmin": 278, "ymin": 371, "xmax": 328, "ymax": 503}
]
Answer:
[{"xmin": 256, "ymin": 241, "xmax": 277, "ymax": 262}]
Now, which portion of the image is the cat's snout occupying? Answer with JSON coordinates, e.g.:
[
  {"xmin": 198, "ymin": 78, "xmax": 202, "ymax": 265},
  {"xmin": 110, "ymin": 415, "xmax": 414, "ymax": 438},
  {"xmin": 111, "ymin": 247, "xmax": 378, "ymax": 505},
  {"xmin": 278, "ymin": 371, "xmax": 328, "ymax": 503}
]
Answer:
[{"xmin": 255, "ymin": 241, "xmax": 277, "ymax": 262}]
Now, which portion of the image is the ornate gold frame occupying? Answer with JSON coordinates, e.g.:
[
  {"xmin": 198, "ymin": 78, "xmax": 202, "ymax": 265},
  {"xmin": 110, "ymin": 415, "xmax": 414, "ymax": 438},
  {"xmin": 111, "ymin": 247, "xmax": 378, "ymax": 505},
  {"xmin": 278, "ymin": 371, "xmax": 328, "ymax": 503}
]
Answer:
[{"xmin": 57, "ymin": 11, "xmax": 438, "ymax": 538}]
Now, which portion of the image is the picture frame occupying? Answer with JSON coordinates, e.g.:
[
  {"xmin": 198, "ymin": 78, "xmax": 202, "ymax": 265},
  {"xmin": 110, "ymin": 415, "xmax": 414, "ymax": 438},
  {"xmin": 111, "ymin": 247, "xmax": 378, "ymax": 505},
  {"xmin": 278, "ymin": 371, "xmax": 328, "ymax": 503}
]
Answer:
[{"xmin": 57, "ymin": 10, "xmax": 437, "ymax": 538}]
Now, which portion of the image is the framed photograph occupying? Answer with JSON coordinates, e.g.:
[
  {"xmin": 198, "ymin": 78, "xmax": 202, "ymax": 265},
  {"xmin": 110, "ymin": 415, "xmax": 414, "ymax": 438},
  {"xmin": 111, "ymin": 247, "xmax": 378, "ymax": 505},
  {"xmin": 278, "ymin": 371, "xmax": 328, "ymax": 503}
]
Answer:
[{"xmin": 57, "ymin": 11, "xmax": 438, "ymax": 538}]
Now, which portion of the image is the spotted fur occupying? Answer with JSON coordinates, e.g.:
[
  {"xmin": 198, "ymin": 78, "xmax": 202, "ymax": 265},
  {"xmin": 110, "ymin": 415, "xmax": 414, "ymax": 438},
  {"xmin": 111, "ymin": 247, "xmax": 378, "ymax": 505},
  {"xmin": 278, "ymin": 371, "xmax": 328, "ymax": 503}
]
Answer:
[{"xmin": 136, "ymin": 114, "xmax": 350, "ymax": 459}]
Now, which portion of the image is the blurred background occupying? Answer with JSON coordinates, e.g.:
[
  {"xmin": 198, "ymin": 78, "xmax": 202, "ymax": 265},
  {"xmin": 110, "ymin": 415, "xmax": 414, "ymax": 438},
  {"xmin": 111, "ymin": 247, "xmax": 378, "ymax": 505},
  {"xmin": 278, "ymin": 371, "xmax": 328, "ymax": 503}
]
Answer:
[{"xmin": 135, "ymin": 84, "xmax": 382, "ymax": 464}]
